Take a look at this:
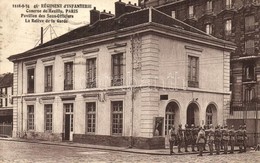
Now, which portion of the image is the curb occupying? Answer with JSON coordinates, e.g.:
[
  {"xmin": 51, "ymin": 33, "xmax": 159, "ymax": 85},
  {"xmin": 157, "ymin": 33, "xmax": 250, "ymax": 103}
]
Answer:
[{"xmin": 0, "ymin": 138, "xmax": 243, "ymax": 156}]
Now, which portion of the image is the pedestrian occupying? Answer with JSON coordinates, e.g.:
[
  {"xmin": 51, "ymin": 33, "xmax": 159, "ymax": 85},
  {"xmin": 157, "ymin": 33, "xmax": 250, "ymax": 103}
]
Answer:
[
  {"xmin": 169, "ymin": 125, "xmax": 177, "ymax": 155},
  {"xmin": 222, "ymin": 125, "xmax": 229, "ymax": 154},
  {"xmin": 196, "ymin": 126, "xmax": 206, "ymax": 156},
  {"xmin": 184, "ymin": 124, "xmax": 192, "ymax": 152},
  {"xmin": 177, "ymin": 124, "xmax": 184, "ymax": 153},
  {"xmin": 229, "ymin": 125, "xmax": 236, "ymax": 154},
  {"xmin": 206, "ymin": 124, "xmax": 215, "ymax": 155},
  {"xmin": 214, "ymin": 125, "xmax": 221, "ymax": 155},
  {"xmin": 191, "ymin": 124, "xmax": 197, "ymax": 152},
  {"xmin": 220, "ymin": 125, "xmax": 224, "ymax": 150},
  {"xmin": 203, "ymin": 124, "xmax": 209, "ymax": 151},
  {"xmin": 236, "ymin": 125, "xmax": 244, "ymax": 153},
  {"xmin": 243, "ymin": 124, "xmax": 247, "ymax": 152}
]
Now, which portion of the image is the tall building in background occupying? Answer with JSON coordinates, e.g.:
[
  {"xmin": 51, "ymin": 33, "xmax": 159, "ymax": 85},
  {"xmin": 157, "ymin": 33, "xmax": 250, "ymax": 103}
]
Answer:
[
  {"xmin": 8, "ymin": 0, "xmax": 234, "ymax": 149},
  {"xmin": 139, "ymin": 0, "xmax": 260, "ymax": 146}
]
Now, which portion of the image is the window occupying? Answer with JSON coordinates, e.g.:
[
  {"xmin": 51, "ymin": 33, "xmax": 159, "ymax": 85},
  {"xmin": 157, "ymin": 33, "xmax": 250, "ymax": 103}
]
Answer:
[
  {"xmin": 171, "ymin": 11, "xmax": 176, "ymax": 19},
  {"xmin": 111, "ymin": 54, "xmax": 123, "ymax": 86},
  {"xmin": 45, "ymin": 104, "xmax": 52, "ymax": 132},
  {"xmin": 225, "ymin": 19, "xmax": 232, "ymax": 36},
  {"xmin": 165, "ymin": 102, "xmax": 177, "ymax": 135},
  {"xmin": 188, "ymin": 56, "xmax": 199, "ymax": 87},
  {"xmin": 86, "ymin": 102, "xmax": 96, "ymax": 133},
  {"xmin": 27, "ymin": 105, "xmax": 34, "ymax": 130},
  {"xmin": 86, "ymin": 58, "xmax": 96, "ymax": 88},
  {"xmin": 0, "ymin": 88, "xmax": 2, "ymax": 107},
  {"xmin": 244, "ymin": 88, "xmax": 255, "ymax": 103},
  {"xmin": 226, "ymin": 0, "xmax": 232, "ymax": 9},
  {"xmin": 27, "ymin": 68, "xmax": 35, "ymax": 93},
  {"xmin": 206, "ymin": 1, "xmax": 213, "ymax": 13},
  {"xmin": 245, "ymin": 40, "xmax": 255, "ymax": 55},
  {"xmin": 206, "ymin": 24, "xmax": 213, "ymax": 35},
  {"xmin": 111, "ymin": 101, "xmax": 123, "ymax": 135},
  {"xmin": 244, "ymin": 65, "xmax": 255, "ymax": 81},
  {"xmin": 245, "ymin": 15, "xmax": 255, "ymax": 32},
  {"xmin": 45, "ymin": 66, "xmax": 53, "ymax": 92},
  {"xmin": 64, "ymin": 62, "xmax": 73, "ymax": 90},
  {"xmin": 188, "ymin": 5, "xmax": 194, "ymax": 18}
]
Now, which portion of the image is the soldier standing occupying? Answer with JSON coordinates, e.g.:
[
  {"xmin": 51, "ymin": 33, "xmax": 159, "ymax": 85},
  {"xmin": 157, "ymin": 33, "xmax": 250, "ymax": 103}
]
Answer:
[
  {"xmin": 243, "ymin": 124, "xmax": 247, "ymax": 152},
  {"xmin": 229, "ymin": 125, "xmax": 236, "ymax": 154},
  {"xmin": 196, "ymin": 126, "xmax": 206, "ymax": 156},
  {"xmin": 177, "ymin": 124, "xmax": 184, "ymax": 153},
  {"xmin": 184, "ymin": 124, "xmax": 192, "ymax": 152},
  {"xmin": 220, "ymin": 125, "xmax": 224, "ymax": 150},
  {"xmin": 169, "ymin": 125, "xmax": 177, "ymax": 155},
  {"xmin": 191, "ymin": 124, "xmax": 198, "ymax": 152},
  {"xmin": 203, "ymin": 125, "xmax": 209, "ymax": 151},
  {"xmin": 206, "ymin": 124, "xmax": 215, "ymax": 155},
  {"xmin": 236, "ymin": 125, "xmax": 244, "ymax": 153},
  {"xmin": 222, "ymin": 125, "xmax": 229, "ymax": 154},
  {"xmin": 214, "ymin": 125, "xmax": 221, "ymax": 155}
]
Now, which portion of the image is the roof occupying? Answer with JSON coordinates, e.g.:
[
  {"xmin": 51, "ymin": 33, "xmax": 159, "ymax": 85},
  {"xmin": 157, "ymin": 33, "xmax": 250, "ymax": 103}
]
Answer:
[
  {"xmin": 8, "ymin": 7, "xmax": 233, "ymax": 61},
  {"xmin": 0, "ymin": 73, "xmax": 13, "ymax": 88}
]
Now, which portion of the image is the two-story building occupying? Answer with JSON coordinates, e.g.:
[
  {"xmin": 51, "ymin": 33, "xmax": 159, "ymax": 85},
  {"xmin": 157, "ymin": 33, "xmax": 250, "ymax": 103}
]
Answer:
[{"xmin": 8, "ymin": 0, "xmax": 235, "ymax": 149}]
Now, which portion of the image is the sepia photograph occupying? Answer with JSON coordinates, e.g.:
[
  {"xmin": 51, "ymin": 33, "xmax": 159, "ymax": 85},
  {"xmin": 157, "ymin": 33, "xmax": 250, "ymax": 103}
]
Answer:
[{"xmin": 0, "ymin": 0, "xmax": 260, "ymax": 162}]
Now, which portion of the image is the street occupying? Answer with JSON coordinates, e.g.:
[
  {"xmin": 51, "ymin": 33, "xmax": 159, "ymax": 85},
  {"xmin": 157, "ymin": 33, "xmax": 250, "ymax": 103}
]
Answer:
[{"xmin": 0, "ymin": 140, "xmax": 259, "ymax": 163}]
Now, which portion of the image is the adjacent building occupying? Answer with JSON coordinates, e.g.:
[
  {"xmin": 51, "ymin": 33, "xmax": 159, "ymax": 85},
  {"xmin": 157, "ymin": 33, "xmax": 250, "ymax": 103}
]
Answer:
[
  {"xmin": 8, "ymin": 0, "xmax": 235, "ymax": 149},
  {"xmin": 139, "ymin": 0, "xmax": 260, "ymax": 147}
]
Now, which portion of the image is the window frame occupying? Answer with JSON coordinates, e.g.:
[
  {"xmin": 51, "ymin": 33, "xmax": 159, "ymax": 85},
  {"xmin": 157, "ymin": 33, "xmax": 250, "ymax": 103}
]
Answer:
[
  {"xmin": 44, "ymin": 65, "xmax": 53, "ymax": 92},
  {"xmin": 206, "ymin": 23, "xmax": 213, "ymax": 35},
  {"xmin": 27, "ymin": 68, "xmax": 35, "ymax": 93},
  {"xmin": 27, "ymin": 105, "xmax": 35, "ymax": 131},
  {"xmin": 188, "ymin": 55, "xmax": 199, "ymax": 88},
  {"xmin": 206, "ymin": 0, "xmax": 213, "ymax": 13},
  {"xmin": 225, "ymin": 19, "xmax": 232, "ymax": 36},
  {"xmin": 111, "ymin": 101, "xmax": 123, "ymax": 136},
  {"xmin": 64, "ymin": 62, "xmax": 74, "ymax": 90},
  {"xmin": 188, "ymin": 5, "xmax": 194, "ymax": 18},
  {"xmin": 86, "ymin": 102, "xmax": 96, "ymax": 134},
  {"xmin": 86, "ymin": 58, "xmax": 97, "ymax": 88},
  {"xmin": 44, "ymin": 104, "xmax": 53, "ymax": 132},
  {"xmin": 111, "ymin": 53, "xmax": 124, "ymax": 86}
]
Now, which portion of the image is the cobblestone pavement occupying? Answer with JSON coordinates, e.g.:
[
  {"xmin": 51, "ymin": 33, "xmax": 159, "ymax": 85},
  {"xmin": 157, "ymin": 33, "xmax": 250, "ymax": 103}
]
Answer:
[{"xmin": 0, "ymin": 140, "xmax": 259, "ymax": 163}]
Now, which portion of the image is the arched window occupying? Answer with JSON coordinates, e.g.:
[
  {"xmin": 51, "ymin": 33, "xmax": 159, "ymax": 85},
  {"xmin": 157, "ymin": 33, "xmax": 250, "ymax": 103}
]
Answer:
[
  {"xmin": 165, "ymin": 102, "xmax": 178, "ymax": 135},
  {"xmin": 206, "ymin": 106, "xmax": 213, "ymax": 126}
]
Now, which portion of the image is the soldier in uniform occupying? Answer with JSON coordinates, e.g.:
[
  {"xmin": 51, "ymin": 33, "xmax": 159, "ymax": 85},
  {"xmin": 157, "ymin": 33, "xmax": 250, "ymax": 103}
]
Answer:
[
  {"xmin": 206, "ymin": 124, "xmax": 215, "ymax": 155},
  {"xmin": 203, "ymin": 125, "xmax": 209, "ymax": 151},
  {"xmin": 191, "ymin": 124, "xmax": 198, "ymax": 152},
  {"xmin": 177, "ymin": 124, "xmax": 184, "ymax": 153},
  {"xmin": 184, "ymin": 124, "xmax": 192, "ymax": 152},
  {"xmin": 243, "ymin": 124, "xmax": 247, "ymax": 152},
  {"xmin": 222, "ymin": 125, "xmax": 229, "ymax": 154},
  {"xmin": 236, "ymin": 125, "xmax": 244, "ymax": 153},
  {"xmin": 196, "ymin": 126, "xmax": 206, "ymax": 156},
  {"xmin": 169, "ymin": 125, "xmax": 177, "ymax": 155},
  {"xmin": 220, "ymin": 125, "xmax": 224, "ymax": 150},
  {"xmin": 214, "ymin": 125, "xmax": 222, "ymax": 155},
  {"xmin": 229, "ymin": 125, "xmax": 236, "ymax": 154}
]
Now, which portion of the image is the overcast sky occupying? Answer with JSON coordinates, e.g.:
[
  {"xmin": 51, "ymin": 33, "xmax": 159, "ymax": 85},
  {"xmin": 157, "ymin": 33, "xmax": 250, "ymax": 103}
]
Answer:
[{"xmin": 0, "ymin": 0, "xmax": 138, "ymax": 74}]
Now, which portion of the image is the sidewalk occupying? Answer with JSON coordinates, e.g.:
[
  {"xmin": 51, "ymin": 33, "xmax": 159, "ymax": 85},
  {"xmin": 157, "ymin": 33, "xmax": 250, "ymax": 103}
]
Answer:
[{"xmin": 0, "ymin": 136, "xmax": 243, "ymax": 155}]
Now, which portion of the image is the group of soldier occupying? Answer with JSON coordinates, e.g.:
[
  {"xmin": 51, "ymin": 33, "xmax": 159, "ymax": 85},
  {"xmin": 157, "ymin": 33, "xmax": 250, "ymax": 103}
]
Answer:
[{"xmin": 169, "ymin": 124, "xmax": 247, "ymax": 156}]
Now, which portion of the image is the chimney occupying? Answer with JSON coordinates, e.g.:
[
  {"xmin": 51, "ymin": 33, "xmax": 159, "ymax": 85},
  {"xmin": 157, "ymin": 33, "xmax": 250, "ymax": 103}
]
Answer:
[
  {"xmin": 125, "ymin": 2, "xmax": 141, "ymax": 13},
  {"xmin": 100, "ymin": 10, "xmax": 114, "ymax": 19},
  {"xmin": 115, "ymin": 0, "xmax": 126, "ymax": 18},
  {"xmin": 90, "ymin": 7, "xmax": 100, "ymax": 24}
]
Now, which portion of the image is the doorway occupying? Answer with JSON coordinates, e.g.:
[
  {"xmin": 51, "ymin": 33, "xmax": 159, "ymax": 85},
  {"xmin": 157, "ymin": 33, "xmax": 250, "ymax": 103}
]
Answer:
[
  {"xmin": 64, "ymin": 103, "xmax": 73, "ymax": 141},
  {"xmin": 187, "ymin": 103, "xmax": 199, "ymax": 126}
]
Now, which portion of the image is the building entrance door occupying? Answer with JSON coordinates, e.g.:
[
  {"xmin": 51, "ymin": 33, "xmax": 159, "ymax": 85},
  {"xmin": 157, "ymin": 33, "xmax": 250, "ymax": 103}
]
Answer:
[
  {"xmin": 64, "ymin": 104, "xmax": 73, "ymax": 141},
  {"xmin": 187, "ymin": 103, "xmax": 199, "ymax": 126}
]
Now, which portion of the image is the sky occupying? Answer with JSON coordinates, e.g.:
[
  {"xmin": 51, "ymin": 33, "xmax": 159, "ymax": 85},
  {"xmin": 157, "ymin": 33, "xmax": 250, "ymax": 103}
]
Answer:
[{"xmin": 0, "ymin": 0, "xmax": 138, "ymax": 74}]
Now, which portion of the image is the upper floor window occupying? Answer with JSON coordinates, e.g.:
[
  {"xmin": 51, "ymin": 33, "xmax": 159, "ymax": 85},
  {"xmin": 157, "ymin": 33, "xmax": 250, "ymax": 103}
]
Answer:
[
  {"xmin": 44, "ymin": 66, "xmax": 53, "ymax": 92},
  {"xmin": 206, "ymin": 24, "xmax": 213, "ymax": 35},
  {"xmin": 245, "ymin": 40, "xmax": 255, "ymax": 55},
  {"xmin": 86, "ymin": 58, "xmax": 96, "ymax": 88},
  {"xmin": 245, "ymin": 15, "xmax": 255, "ymax": 32},
  {"xmin": 111, "ymin": 101, "xmax": 123, "ymax": 135},
  {"xmin": 244, "ymin": 64, "xmax": 255, "ymax": 81},
  {"xmin": 27, "ymin": 68, "xmax": 35, "ymax": 93},
  {"xmin": 206, "ymin": 1, "xmax": 213, "ymax": 13},
  {"xmin": 64, "ymin": 62, "xmax": 73, "ymax": 90},
  {"xmin": 188, "ymin": 56, "xmax": 199, "ymax": 88},
  {"xmin": 226, "ymin": 0, "xmax": 232, "ymax": 9},
  {"xmin": 171, "ymin": 11, "xmax": 176, "ymax": 19},
  {"xmin": 45, "ymin": 104, "xmax": 53, "ymax": 132},
  {"xmin": 27, "ymin": 105, "xmax": 34, "ymax": 130},
  {"xmin": 188, "ymin": 5, "xmax": 194, "ymax": 18},
  {"xmin": 86, "ymin": 102, "xmax": 96, "ymax": 133},
  {"xmin": 244, "ymin": 88, "xmax": 255, "ymax": 103},
  {"xmin": 111, "ymin": 53, "xmax": 123, "ymax": 86},
  {"xmin": 225, "ymin": 19, "xmax": 232, "ymax": 36}
]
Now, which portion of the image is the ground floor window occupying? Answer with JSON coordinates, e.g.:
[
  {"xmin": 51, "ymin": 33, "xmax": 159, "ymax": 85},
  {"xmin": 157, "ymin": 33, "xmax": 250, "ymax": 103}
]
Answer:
[
  {"xmin": 111, "ymin": 101, "xmax": 123, "ymax": 135},
  {"xmin": 86, "ymin": 102, "xmax": 96, "ymax": 133},
  {"xmin": 27, "ymin": 105, "xmax": 34, "ymax": 130},
  {"xmin": 45, "ymin": 104, "xmax": 52, "ymax": 132}
]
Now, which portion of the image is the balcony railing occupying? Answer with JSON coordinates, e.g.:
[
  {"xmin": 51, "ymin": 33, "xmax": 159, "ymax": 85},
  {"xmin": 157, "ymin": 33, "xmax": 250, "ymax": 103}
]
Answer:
[
  {"xmin": 44, "ymin": 86, "xmax": 52, "ymax": 92},
  {"xmin": 27, "ymin": 88, "xmax": 34, "ymax": 93},
  {"xmin": 245, "ymin": 48, "xmax": 255, "ymax": 55},
  {"xmin": 86, "ymin": 80, "xmax": 96, "ymax": 88},
  {"xmin": 245, "ymin": 25, "xmax": 255, "ymax": 32},
  {"xmin": 64, "ymin": 84, "xmax": 73, "ymax": 90},
  {"xmin": 111, "ymin": 78, "xmax": 123, "ymax": 86},
  {"xmin": 188, "ymin": 81, "xmax": 199, "ymax": 88}
]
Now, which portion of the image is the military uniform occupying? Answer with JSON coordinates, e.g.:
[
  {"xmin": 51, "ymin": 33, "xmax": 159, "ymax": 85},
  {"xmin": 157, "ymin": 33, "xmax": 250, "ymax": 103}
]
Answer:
[
  {"xmin": 169, "ymin": 126, "xmax": 177, "ymax": 155},
  {"xmin": 236, "ymin": 125, "xmax": 244, "ymax": 153},
  {"xmin": 191, "ymin": 125, "xmax": 198, "ymax": 152},
  {"xmin": 214, "ymin": 126, "xmax": 221, "ymax": 155},
  {"xmin": 243, "ymin": 125, "xmax": 247, "ymax": 152},
  {"xmin": 196, "ymin": 127, "xmax": 206, "ymax": 156},
  {"xmin": 184, "ymin": 124, "xmax": 192, "ymax": 152},
  {"xmin": 229, "ymin": 125, "xmax": 236, "ymax": 154},
  {"xmin": 177, "ymin": 125, "xmax": 184, "ymax": 153},
  {"xmin": 222, "ymin": 125, "xmax": 229, "ymax": 154},
  {"xmin": 206, "ymin": 125, "xmax": 215, "ymax": 155}
]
